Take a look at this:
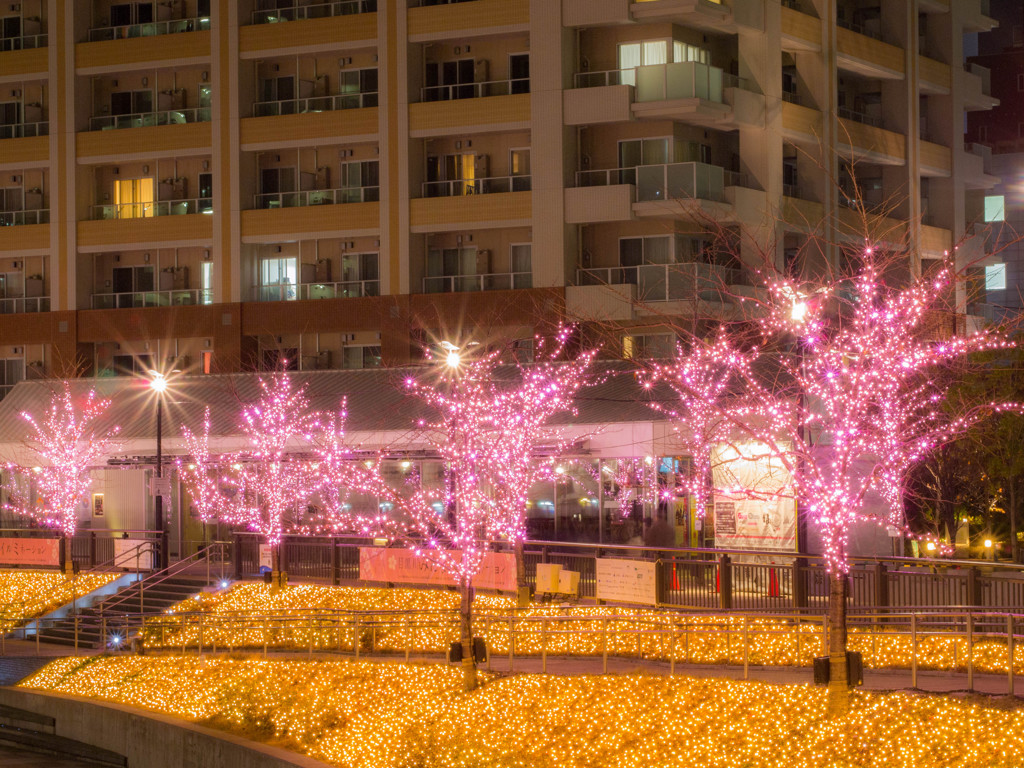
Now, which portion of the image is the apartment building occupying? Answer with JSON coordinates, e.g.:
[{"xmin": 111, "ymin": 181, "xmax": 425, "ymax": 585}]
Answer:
[{"xmin": 0, "ymin": 0, "xmax": 998, "ymax": 390}]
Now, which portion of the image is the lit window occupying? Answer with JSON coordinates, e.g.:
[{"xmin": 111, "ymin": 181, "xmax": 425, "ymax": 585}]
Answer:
[
  {"xmin": 986, "ymin": 263, "xmax": 1007, "ymax": 292},
  {"xmin": 114, "ymin": 178, "xmax": 154, "ymax": 219},
  {"xmin": 984, "ymin": 195, "xmax": 1005, "ymax": 222}
]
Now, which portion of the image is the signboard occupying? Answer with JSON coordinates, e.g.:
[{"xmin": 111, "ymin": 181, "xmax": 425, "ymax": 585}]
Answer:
[
  {"xmin": 0, "ymin": 538, "xmax": 59, "ymax": 567},
  {"xmin": 359, "ymin": 548, "xmax": 516, "ymax": 592},
  {"xmin": 535, "ymin": 563, "xmax": 562, "ymax": 593},
  {"xmin": 711, "ymin": 442, "xmax": 797, "ymax": 552},
  {"xmin": 259, "ymin": 544, "xmax": 273, "ymax": 571},
  {"xmin": 595, "ymin": 557, "xmax": 657, "ymax": 606},
  {"xmin": 114, "ymin": 538, "xmax": 152, "ymax": 570}
]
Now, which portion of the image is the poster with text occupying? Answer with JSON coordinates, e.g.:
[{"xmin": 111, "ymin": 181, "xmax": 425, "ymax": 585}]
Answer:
[
  {"xmin": 359, "ymin": 548, "xmax": 516, "ymax": 592},
  {"xmin": 595, "ymin": 557, "xmax": 657, "ymax": 606},
  {"xmin": 711, "ymin": 441, "xmax": 797, "ymax": 552}
]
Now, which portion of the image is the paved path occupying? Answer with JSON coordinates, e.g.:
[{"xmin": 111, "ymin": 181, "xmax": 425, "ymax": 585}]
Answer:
[{"xmin": 0, "ymin": 744, "xmax": 96, "ymax": 767}]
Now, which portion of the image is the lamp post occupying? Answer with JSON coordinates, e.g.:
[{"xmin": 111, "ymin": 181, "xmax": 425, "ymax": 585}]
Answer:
[{"xmin": 149, "ymin": 371, "xmax": 171, "ymax": 569}]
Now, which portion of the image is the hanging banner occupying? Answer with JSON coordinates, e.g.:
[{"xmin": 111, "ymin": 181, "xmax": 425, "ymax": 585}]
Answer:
[
  {"xmin": 359, "ymin": 547, "xmax": 516, "ymax": 592},
  {"xmin": 596, "ymin": 557, "xmax": 657, "ymax": 606},
  {"xmin": 711, "ymin": 441, "xmax": 797, "ymax": 552},
  {"xmin": 259, "ymin": 544, "xmax": 273, "ymax": 571},
  {"xmin": 0, "ymin": 538, "xmax": 60, "ymax": 567}
]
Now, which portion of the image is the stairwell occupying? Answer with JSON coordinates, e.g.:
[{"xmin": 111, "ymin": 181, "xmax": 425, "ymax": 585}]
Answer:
[{"xmin": 33, "ymin": 576, "xmax": 208, "ymax": 650}]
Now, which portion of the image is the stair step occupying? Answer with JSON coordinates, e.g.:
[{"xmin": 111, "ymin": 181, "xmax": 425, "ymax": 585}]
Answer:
[{"xmin": 0, "ymin": 724, "xmax": 126, "ymax": 766}]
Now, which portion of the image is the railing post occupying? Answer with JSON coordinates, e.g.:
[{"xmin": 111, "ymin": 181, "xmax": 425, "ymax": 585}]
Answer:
[
  {"xmin": 792, "ymin": 557, "xmax": 807, "ymax": 609},
  {"xmin": 743, "ymin": 616, "xmax": 749, "ymax": 680},
  {"xmin": 542, "ymin": 618, "xmax": 547, "ymax": 674},
  {"xmin": 967, "ymin": 611, "xmax": 975, "ymax": 691},
  {"xmin": 874, "ymin": 562, "xmax": 888, "ymax": 609},
  {"xmin": 1007, "ymin": 613, "xmax": 1015, "ymax": 697},
  {"xmin": 911, "ymin": 613, "xmax": 918, "ymax": 688},
  {"xmin": 233, "ymin": 534, "xmax": 243, "ymax": 580},
  {"xmin": 967, "ymin": 567, "xmax": 982, "ymax": 606},
  {"xmin": 90, "ymin": 532, "xmax": 97, "ymax": 569},
  {"xmin": 718, "ymin": 554, "xmax": 732, "ymax": 611},
  {"xmin": 332, "ymin": 540, "xmax": 341, "ymax": 586}
]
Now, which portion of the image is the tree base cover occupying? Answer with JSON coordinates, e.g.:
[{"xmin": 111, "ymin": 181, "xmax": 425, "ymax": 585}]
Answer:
[{"xmin": 21, "ymin": 656, "xmax": 1024, "ymax": 768}]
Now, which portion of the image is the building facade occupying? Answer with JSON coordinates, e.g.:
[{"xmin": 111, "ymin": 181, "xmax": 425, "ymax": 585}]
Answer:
[{"xmin": 0, "ymin": 0, "xmax": 998, "ymax": 391}]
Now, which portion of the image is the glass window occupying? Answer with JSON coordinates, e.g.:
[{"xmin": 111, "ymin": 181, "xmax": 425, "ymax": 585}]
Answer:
[
  {"xmin": 986, "ymin": 263, "xmax": 1007, "ymax": 291},
  {"xmin": 642, "ymin": 40, "xmax": 667, "ymax": 65},
  {"xmin": 984, "ymin": 195, "xmax": 1005, "ymax": 222},
  {"xmin": 511, "ymin": 243, "xmax": 532, "ymax": 274},
  {"xmin": 200, "ymin": 261, "xmax": 213, "ymax": 304},
  {"xmin": 260, "ymin": 257, "xmax": 297, "ymax": 300}
]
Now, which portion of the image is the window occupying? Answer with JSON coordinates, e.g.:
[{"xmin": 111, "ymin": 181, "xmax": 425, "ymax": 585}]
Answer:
[
  {"xmin": 339, "ymin": 68, "xmax": 378, "ymax": 107},
  {"xmin": 109, "ymin": 3, "xmax": 154, "ymax": 27},
  {"xmin": 986, "ymin": 263, "xmax": 1007, "ymax": 292},
  {"xmin": 110, "ymin": 90, "xmax": 153, "ymax": 116},
  {"xmin": 198, "ymin": 172, "xmax": 213, "ymax": 213},
  {"xmin": 425, "ymin": 153, "xmax": 477, "ymax": 196},
  {"xmin": 984, "ymin": 195, "xmax": 1005, "ymax": 222},
  {"xmin": 114, "ymin": 178, "xmax": 154, "ymax": 219},
  {"xmin": 342, "ymin": 345, "xmax": 381, "ymax": 369},
  {"xmin": 509, "ymin": 148, "xmax": 531, "ymax": 191},
  {"xmin": 339, "ymin": 160, "xmax": 380, "ymax": 202},
  {"xmin": 510, "ymin": 243, "xmax": 532, "ymax": 288},
  {"xmin": 424, "ymin": 58, "xmax": 475, "ymax": 101},
  {"xmin": 622, "ymin": 333, "xmax": 675, "ymax": 360},
  {"xmin": 620, "ymin": 236, "xmax": 672, "ymax": 267},
  {"xmin": 425, "ymin": 247, "xmax": 479, "ymax": 292},
  {"xmin": 260, "ymin": 256, "xmax": 297, "ymax": 301},
  {"xmin": 258, "ymin": 167, "xmax": 296, "ymax": 208},
  {"xmin": 509, "ymin": 53, "xmax": 530, "ymax": 94},
  {"xmin": 0, "ymin": 357, "xmax": 23, "ymax": 401},
  {"xmin": 201, "ymin": 349, "xmax": 213, "ymax": 374},
  {"xmin": 200, "ymin": 261, "xmax": 213, "ymax": 304},
  {"xmin": 617, "ymin": 39, "xmax": 708, "ymax": 85},
  {"xmin": 340, "ymin": 252, "xmax": 379, "ymax": 295}
]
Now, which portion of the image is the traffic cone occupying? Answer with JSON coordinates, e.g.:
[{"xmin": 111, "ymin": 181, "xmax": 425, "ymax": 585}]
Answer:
[
  {"xmin": 715, "ymin": 567, "xmax": 720, "ymax": 593},
  {"xmin": 671, "ymin": 564, "xmax": 680, "ymax": 590},
  {"xmin": 769, "ymin": 568, "xmax": 780, "ymax": 597}
]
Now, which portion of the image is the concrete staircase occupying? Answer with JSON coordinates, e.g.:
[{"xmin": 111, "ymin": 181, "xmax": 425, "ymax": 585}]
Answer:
[
  {"xmin": 0, "ymin": 703, "xmax": 126, "ymax": 766},
  {"xmin": 33, "ymin": 577, "xmax": 207, "ymax": 650}
]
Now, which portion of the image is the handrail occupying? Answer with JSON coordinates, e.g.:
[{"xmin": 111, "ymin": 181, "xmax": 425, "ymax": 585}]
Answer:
[
  {"xmin": 91, "ymin": 288, "xmax": 207, "ymax": 310},
  {"xmin": 0, "ymin": 209, "xmax": 49, "ymax": 226},
  {"xmin": 422, "ymin": 271, "xmax": 532, "ymax": 294},
  {"xmin": 89, "ymin": 107, "xmax": 211, "ymax": 131},
  {"xmin": 87, "ymin": 540, "xmax": 155, "ymax": 575},
  {"xmin": 91, "ymin": 197, "xmax": 210, "ymax": 219},
  {"xmin": 0, "ymin": 122, "xmax": 49, "ymax": 139},
  {"xmin": 252, "ymin": 91, "xmax": 378, "ymax": 116},
  {"xmin": 421, "ymin": 174, "xmax": 531, "ymax": 197},
  {"xmin": 99, "ymin": 542, "xmax": 228, "ymax": 615},
  {"xmin": 256, "ymin": 279, "xmax": 380, "ymax": 302},
  {"xmin": 87, "ymin": 16, "xmax": 210, "ymax": 41},
  {"xmin": 251, "ymin": 0, "xmax": 376, "ymax": 23},
  {"xmin": 420, "ymin": 78, "xmax": 529, "ymax": 102},
  {"xmin": 254, "ymin": 186, "xmax": 379, "ymax": 209},
  {"xmin": 0, "ymin": 297, "xmax": 49, "ymax": 315},
  {"xmin": 0, "ymin": 34, "xmax": 47, "ymax": 51}
]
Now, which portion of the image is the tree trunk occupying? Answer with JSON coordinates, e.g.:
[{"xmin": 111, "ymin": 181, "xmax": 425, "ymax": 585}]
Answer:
[
  {"xmin": 62, "ymin": 534, "xmax": 74, "ymax": 576},
  {"xmin": 1010, "ymin": 481, "xmax": 1019, "ymax": 563},
  {"xmin": 514, "ymin": 540, "xmax": 530, "ymax": 608},
  {"xmin": 826, "ymin": 570, "xmax": 850, "ymax": 716},
  {"xmin": 271, "ymin": 542, "xmax": 286, "ymax": 591},
  {"xmin": 459, "ymin": 578, "xmax": 478, "ymax": 692}
]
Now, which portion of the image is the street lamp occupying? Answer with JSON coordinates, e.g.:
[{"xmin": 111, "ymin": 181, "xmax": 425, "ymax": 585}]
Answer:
[{"xmin": 148, "ymin": 370, "xmax": 177, "ymax": 568}]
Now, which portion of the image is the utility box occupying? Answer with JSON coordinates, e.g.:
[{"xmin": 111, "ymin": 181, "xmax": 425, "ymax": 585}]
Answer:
[
  {"xmin": 813, "ymin": 652, "xmax": 864, "ymax": 687},
  {"xmin": 448, "ymin": 637, "xmax": 487, "ymax": 663}
]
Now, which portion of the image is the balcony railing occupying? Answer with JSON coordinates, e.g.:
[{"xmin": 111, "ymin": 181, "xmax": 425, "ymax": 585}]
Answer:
[
  {"xmin": 0, "ymin": 209, "xmax": 49, "ymax": 226},
  {"xmin": 252, "ymin": 0, "xmax": 376, "ymax": 23},
  {"xmin": 635, "ymin": 162, "xmax": 725, "ymax": 203},
  {"xmin": 576, "ymin": 167, "xmax": 636, "ymax": 187},
  {"xmin": 87, "ymin": 16, "xmax": 211, "ymax": 41},
  {"xmin": 574, "ymin": 69, "xmax": 634, "ymax": 88},
  {"xmin": 836, "ymin": 16, "xmax": 883, "ymax": 42},
  {"xmin": 254, "ymin": 186, "xmax": 378, "ymax": 209},
  {"xmin": 90, "ymin": 107, "xmax": 211, "ymax": 131},
  {"xmin": 91, "ymin": 289, "xmax": 209, "ymax": 310},
  {"xmin": 635, "ymin": 61, "xmax": 725, "ymax": 103},
  {"xmin": 422, "ymin": 174, "xmax": 531, "ymax": 198},
  {"xmin": 0, "ymin": 122, "xmax": 49, "ymax": 139},
  {"xmin": 92, "ymin": 198, "xmax": 212, "ymax": 220},
  {"xmin": 420, "ymin": 78, "xmax": 529, "ymax": 102},
  {"xmin": 0, "ymin": 34, "xmax": 48, "ymax": 51},
  {"xmin": 577, "ymin": 263, "xmax": 741, "ymax": 303},
  {"xmin": 0, "ymin": 296, "xmax": 49, "ymax": 314},
  {"xmin": 422, "ymin": 271, "xmax": 532, "ymax": 294},
  {"xmin": 837, "ymin": 107, "xmax": 881, "ymax": 128},
  {"xmin": 257, "ymin": 279, "xmax": 379, "ymax": 302},
  {"xmin": 253, "ymin": 91, "xmax": 378, "ymax": 117}
]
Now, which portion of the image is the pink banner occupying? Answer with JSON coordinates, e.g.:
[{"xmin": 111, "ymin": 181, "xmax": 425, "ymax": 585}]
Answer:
[
  {"xmin": 359, "ymin": 547, "xmax": 516, "ymax": 592},
  {"xmin": 0, "ymin": 538, "xmax": 60, "ymax": 567}
]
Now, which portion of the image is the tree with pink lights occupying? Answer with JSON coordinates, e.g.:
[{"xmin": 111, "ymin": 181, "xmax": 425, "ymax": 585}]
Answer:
[
  {"xmin": 179, "ymin": 372, "xmax": 330, "ymax": 588},
  {"xmin": 326, "ymin": 330, "xmax": 596, "ymax": 691},
  {"xmin": 4, "ymin": 383, "xmax": 120, "ymax": 573},
  {"xmin": 644, "ymin": 250, "xmax": 1017, "ymax": 715}
]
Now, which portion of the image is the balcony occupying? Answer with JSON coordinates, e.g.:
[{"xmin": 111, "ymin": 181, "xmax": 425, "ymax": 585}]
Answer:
[
  {"xmin": 576, "ymin": 262, "xmax": 740, "ymax": 303},
  {"xmin": 251, "ymin": 1, "xmax": 377, "ymax": 23},
  {"xmin": 422, "ymin": 175, "xmax": 531, "ymax": 197},
  {"xmin": 961, "ymin": 63, "xmax": 998, "ymax": 112},
  {"xmin": 91, "ymin": 289, "xmax": 209, "ymax": 310},
  {"xmin": 408, "ymin": 0, "xmax": 528, "ymax": 40},
  {"xmin": 422, "ymin": 271, "xmax": 532, "ymax": 294},
  {"xmin": 252, "ymin": 92, "xmax": 378, "ymax": 117},
  {"xmin": 0, "ymin": 296, "xmax": 49, "ymax": 314},
  {"xmin": 256, "ymin": 279, "xmax": 379, "ymax": 302},
  {"xmin": 89, "ymin": 107, "xmax": 210, "ymax": 132},
  {"xmin": 0, "ymin": 32, "xmax": 47, "ymax": 51},
  {"xmin": 254, "ymin": 186, "xmax": 379, "ymax": 210},
  {"xmin": 91, "ymin": 198, "xmax": 212, "ymax": 220},
  {"xmin": 421, "ymin": 78, "xmax": 529, "ymax": 102},
  {"xmin": 0, "ymin": 209, "xmax": 49, "ymax": 226},
  {"xmin": 0, "ymin": 121, "xmax": 48, "ymax": 139},
  {"xmin": 87, "ymin": 17, "xmax": 211, "ymax": 42},
  {"xmin": 635, "ymin": 162, "xmax": 725, "ymax": 204}
]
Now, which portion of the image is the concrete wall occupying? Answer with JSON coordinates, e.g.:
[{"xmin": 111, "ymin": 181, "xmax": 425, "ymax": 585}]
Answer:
[{"xmin": 0, "ymin": 687, "xmax": 328, "ymax": 768}]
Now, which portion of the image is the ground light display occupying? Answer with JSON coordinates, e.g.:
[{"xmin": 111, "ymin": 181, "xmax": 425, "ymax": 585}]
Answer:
[{"xmin": 20, "ymin": 656, "xmax": 1024, "ymax": 768}]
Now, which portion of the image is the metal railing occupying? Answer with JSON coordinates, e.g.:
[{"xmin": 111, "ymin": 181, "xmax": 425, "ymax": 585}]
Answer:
[
  {"xmin": 574, "ymin": 68, "xmax": 635, "ymax": 88},
  {"xmin": 254, "ymin": 186, "xmax": 378, "ymax": 209},
  {"xmin": 422, "ymin": 271, "xmax": 532, "ymax": 294},
  {"xmin": 256, "ymin": 279, "xmax": 379, "ymax": 302},
  {"xmin": 0, "ymin": 34, "xmax": 47, "ymax": 51},
  {"xmin": 91, "ymin": 289, "xmax": 208, "ymax": 310},
  {"xmin": 576, "ymin": 167, "xmax": 637, "ymax": 187},
  {"xmin": 836, "ymin": 16, "xmax": 883, "ymax": 42},
  {"xmin": 0, "ymin": 209, "xmax": 48, "ymax": 226},
  {"xmin": 635, "ymin": 161, "xmax": 726, "ymax": 203},
  {"xmin": 422, "ymin": 174, "xmax": 531, "ymax": 197},
  {"xmin": 252, "ymin": 91, "xmax": 378, "ymax": 116},
  {"xmin": 89, "ymin": 107, "xmax": 211, "ymax": 131},
  {"xmin": 87, "ymin": 16, "xmax": 211, "ymax": 41},
  {"xmin": 0, "ymin": 296, "xmax": 49, "ymax": 314},
  {"xmin": 251, "ymin": 0, "xmax": 377, "ymax": 23},
  {"xmin": 837, "ymin": 106, "xmax": 881, "ymax": 128},
  {"xmin": 91, "ymin": 198, "xmax": 211, "ymax": 220},
  {"xmin": 420, "ymin": 78, "xmax": 529, "ymax": 102},
  {"xmin": 576, "ymin": 263, "xmax": 742, "ymax": 303},
  {"xmin": 0, "ymin": 122, "xmax": 48, "ymax": 139}
]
